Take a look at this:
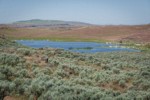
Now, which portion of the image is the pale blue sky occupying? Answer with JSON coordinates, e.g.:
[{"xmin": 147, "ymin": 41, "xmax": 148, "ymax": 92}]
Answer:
[{"xmin": 0, "ymin": 0, "xmax": 150, "ymax": 25}]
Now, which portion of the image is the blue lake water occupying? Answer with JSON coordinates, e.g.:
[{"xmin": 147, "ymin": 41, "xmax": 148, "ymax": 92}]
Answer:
[{"xmin": 17, "ymin": 40, "xmax": 140, "ymax": 53}]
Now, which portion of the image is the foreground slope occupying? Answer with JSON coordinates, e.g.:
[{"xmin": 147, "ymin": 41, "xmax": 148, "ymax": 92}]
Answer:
[{"xmin": 0, "ymin": 37, "xmax": 150, "ymax": 100}]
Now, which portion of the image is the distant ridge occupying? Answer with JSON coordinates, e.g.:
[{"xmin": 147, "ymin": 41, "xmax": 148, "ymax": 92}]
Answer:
[{"xmin": 12, "ymin": 19, "xmax": 92, "ymax": 28}]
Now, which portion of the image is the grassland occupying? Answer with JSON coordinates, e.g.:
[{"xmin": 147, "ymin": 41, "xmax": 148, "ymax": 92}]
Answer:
[
  {"xmin": 0, "ymin": 24, "xmax": 150, "ymax": 43},
  {"xmin": 0, "ymin": 34, "xmax": 150, "ymax": 100}
]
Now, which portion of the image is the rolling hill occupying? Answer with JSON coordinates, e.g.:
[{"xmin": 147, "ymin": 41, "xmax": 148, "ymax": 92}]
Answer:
[
  {"xmin": 0, "ymin": 20, "xmax": 150, "ymax": 43},
  {"xmin": 11, "ymin": 19, "xmax": 92, "ymax": 28}
]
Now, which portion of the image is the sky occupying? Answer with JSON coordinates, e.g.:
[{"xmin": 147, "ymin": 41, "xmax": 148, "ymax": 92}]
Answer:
[{"xmin": 0, "ymin": 0, "xmax": 150, "ymax": 25}]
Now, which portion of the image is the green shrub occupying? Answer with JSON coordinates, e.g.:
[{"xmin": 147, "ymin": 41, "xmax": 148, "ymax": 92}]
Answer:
[
  {"xmin": 29, "ymin": 95, "xmax": 34, "ymax": 100},
  {"xmin": 17, "ymin": 48, "xmax": 33, "ymax": 56},
  {"xmin": 113, "ymin": 68, "xmax": 120, "ymax": 74},
  {"xmin": 29, "ymin": 79, "xmax": 46, "ymax": 98},
  {"xmin": 14, "ymin": 78, "xmax": 23, "ymax": 87},
  {"xmin": 0, "ymin": 81, "xmax": 14, "ymax": 100},
  {"xmin": 0, "ymin": 53, "xmax": 20, "ymax": 66},
  {"xmin": 48, "ymin": 59, "xmax": 59, "ymax": 67},
  {"xmin": 16, "ymin": 69, "xmax": 29, "ymax": 78},
  {"xmin": 119, "ymin": 80, "xmax": 126, "ymax": 88},
  {"xmin": 0, "ymin": 73, "xmax": 6, "ymax": 80},
  {"xmin": 140, "ymin": 70, "xmax": 150, "ymax": 78},
  {"xmin": 0, "ymin": 65, "xmax": 15, "ymax": 80}
]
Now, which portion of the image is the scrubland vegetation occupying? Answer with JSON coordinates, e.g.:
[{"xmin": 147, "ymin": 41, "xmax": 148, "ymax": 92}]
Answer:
[{"xmin": 0, "ymin": 37, "xmax": 150, "ymax": 100}]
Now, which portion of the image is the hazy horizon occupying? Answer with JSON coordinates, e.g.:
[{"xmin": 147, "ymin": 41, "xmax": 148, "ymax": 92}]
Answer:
[{"xmin": 0, "ymin": 0, "xmax": 150, "ymax": 25}]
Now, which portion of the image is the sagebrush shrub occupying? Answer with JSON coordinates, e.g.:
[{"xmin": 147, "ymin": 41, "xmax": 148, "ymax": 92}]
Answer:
[
  {"xmin": 0, "ymin": 53, "xmax": 20, "ymax": 66},
  {"xmin": 17, "ymin": 48, "xmax": 33, "ymax": 56}
]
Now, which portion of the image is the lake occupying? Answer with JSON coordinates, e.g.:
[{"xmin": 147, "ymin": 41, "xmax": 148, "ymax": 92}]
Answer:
[{"xmin": 17, "ymin": 40, "xmax": 140, "ymax": 53}]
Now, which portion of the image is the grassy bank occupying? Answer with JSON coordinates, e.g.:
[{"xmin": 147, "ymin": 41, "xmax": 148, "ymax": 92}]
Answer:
[{"xmin": 13, "ymin": 37, "xmax": 108, "ymax": 43}]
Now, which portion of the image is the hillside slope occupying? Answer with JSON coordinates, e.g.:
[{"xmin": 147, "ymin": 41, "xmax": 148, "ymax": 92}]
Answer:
[{"xmin": 0, "ymin": 24, "xmax": 150, "ymax": 43}]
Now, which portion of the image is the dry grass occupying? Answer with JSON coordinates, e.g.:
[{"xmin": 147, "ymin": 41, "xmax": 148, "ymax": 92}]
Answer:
[{"xmin": 0, "ymin": 25, "xmax": 150, "ymax": 43}]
